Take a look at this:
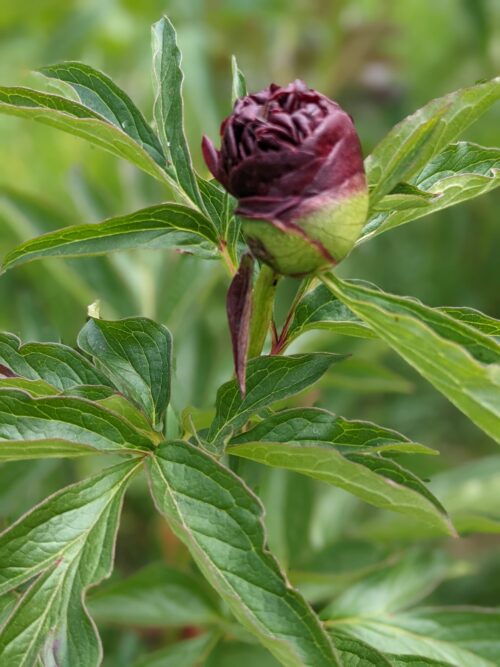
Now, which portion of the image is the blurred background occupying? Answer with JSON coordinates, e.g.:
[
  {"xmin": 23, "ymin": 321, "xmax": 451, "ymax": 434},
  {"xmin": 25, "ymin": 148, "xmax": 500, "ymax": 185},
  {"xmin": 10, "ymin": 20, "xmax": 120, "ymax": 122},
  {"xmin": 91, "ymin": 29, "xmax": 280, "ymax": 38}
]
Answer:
[{"xmin": 0, "ymin": 0, "xmax": 499, "ymax": 663}]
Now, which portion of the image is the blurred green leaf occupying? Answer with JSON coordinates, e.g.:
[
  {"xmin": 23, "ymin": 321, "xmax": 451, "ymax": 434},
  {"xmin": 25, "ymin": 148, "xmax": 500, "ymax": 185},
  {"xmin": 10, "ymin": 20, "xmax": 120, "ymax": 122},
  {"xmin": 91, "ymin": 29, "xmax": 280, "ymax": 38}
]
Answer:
[
  {"xmin": 89, "ymin": 562, "xmax": 219, "ymax": 627},
  {"xmin": 321, "ymin": 551, "xmax": 449, "ymax": 620},
  {"xmin": 329, "ymin": 608, "xmax": 500, "ymax": 667},
  {"xmin": 2, "ymin": 204, "xmax": 219, "ymax": 272},
  {"xmin": 259, "ymin": 469, "xmax": 315, "ymax": 570},
  {"xmin": 352, "ymin": 454, "xmax": 500, "ymax": 541},
  {"xmin": 205, "ymin": 641, "xmax": 280, "ymax": 667},
  {"xmin": 208, "ymin": 353, "xmax": 348, "ymax": 446},
  {"xmin": 362, "ymin": 143, "xmax": 500, "ymax": 241},
  {"xmin": 0, "ymin": 459, "xmax": 60, "ymax": 520},
  {"xmin": 147, "ymin": 440, "xmax": 340, "ymax": 667},
  {"xmin": 365, "ymin": 78, "xmax": 500, "ymax": 203},
  {"xmin": 78, "ymin": 317, "xmax": 172, "ymax": 426},
  {"xmin": 321, "ymin": 274, "xmax": 500, "ymax": 443},
  {"xmin": 0, "ymin": 460, "xmax": 141, "ymax": 666},
  {"xmin": 321, "ymin": 552, "xmax": 500, "ymax": 666},
  {"xmin": 427, "ymin": 455, "xmax": 500, "ymax": 537},
  {"xmin": 323, "ymin": 357, "xmax": 414, "ymax": 395},
  {"xmin": 291, "ymin": 540, "xmax": 391, "ymax": 604},
  {"xmin": 135, "ymin": 634, "xmax": 219, "ymax": 667},
  {"xmin": 39, "ymin": 61, "xmax": 165, "ymax": 166},
  {"xmin": 0, "ymin": 87, "xmax": 171, "ymax": 184}
]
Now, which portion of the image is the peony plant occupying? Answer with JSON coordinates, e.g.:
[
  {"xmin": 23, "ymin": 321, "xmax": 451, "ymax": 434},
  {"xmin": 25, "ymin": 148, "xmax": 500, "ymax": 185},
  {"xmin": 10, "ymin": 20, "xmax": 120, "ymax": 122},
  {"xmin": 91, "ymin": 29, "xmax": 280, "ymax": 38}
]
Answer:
[{"xmin": 0, "ymin": 15, "xmax": 499, "ymax": 667}]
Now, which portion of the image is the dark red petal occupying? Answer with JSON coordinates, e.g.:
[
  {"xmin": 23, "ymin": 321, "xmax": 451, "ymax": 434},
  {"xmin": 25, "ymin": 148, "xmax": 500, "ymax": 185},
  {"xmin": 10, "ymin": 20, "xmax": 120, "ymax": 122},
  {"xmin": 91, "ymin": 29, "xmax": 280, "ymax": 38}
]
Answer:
[
  {"xmin": 302, "ymin": 117, "xmax": 365, "ymax": 197},
  {"xmin": 264, "ymin": 156, "xmax": 324, "ymax": 199},
  {"xmin": 201, "ymin": 135, "xmax": 220, "ymax": 179},
  {"xmin": 236, "ymin": 195, "xmax": 302, "ymax": 221},
  {"xmin": 228, "ymin": 148, "xmax": 313, "ymax": 198},
  {"xmin": 226, "ymin": 253, "xmax": 254, "ymax": 396}
]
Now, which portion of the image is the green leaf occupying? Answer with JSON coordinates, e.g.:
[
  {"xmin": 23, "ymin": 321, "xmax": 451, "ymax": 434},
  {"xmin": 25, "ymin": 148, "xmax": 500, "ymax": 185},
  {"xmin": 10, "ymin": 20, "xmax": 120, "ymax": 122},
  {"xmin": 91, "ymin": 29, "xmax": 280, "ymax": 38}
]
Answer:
[
  {"xmin": 231, "ymin": 55, "xmax": 248, "ymax": 104},
  {"xmin": 372, "ymin": 182, "xmax": 434, "ymax": 212},
  {"xmin": 230, "ymin": 408, "xmax": 436, "ymax": 456},
  {"xmin": 259, "ymin": 469, "xmax": 315, "ymax": 570},
  {"xmin": 208, "ymin": 353, "xmax": 348, "ymax": 446},
  {"xmin": 228, "ymin": 412, "xmax": 451, "ymax": 534},
  {"xmin": 365, "ymin": 78, "xmax": 500, "ymax": 203},
  {"xmin": 135, "ymin": 634, "xmax": 219, "ymax": 667},
  {"xmin": 300, "ymin": 633, "xmax": 429, "ymax": 667},
  {"xmin": 322, "ymin": 553, "xmax": 500, "ymax": 667},
  {"xmin": 330, "ymin": 608, "xmax": 500, "ymax": 667},
  {"xmin": 412, "ymin": 141, "xmax": 500, "ymax": 189},
  {"xmin": 287, "ymin": 281, "xmax": 500, "ymax": 347},
  {"xmin": 321, "ymin": 551, "xmax": 449, "ymax": 620},
  {"xmin": 351, "ymin": 454, "xmax": 500, "ymax": 541},
  {"xmin": 429, "ymin": 455, "xmax": 500, "ymax": 537},
  {"xmin": 197, "ymin": 177, "xmax": 227, "ymax": 236},
  {"xmin": 387, "ymin": 656, "xmax": 455, "ymax": 667},
  {"xmin": 152, "ymin": 17, "xmax": 205, "ymax": 210},
  {"xmin": 0, "ymin": 459, "xmax": 59, "ymax": 519},
  {"xmin": 206, "ymin": 641, "xmax": 280, "ymax": 667},
  {"xmin": 439, "ymin": 306, "xmax": 500, "ymax": 337},
  {"xmin": 362, "ymin": 142, "xmax": 500, "ymax": 240},
  {"xmin": 89, "ymin": 562, "xmax": 219, "ymax": 627},
  {"xmin": 286, "ymin": 283, "xmax": 376, "ymax": 345},
  {"xmin": 292, "ymin": 540, "xmax": 391, "ymax": 604},
  {"xmin": 0, "ymin": 377, "xmax": 59, "ymax": 397},
  {"xmin": 77, "ymin": 317, "xmax": 172, "ymax": 426},
  {"xmin": 2, "ymin": 203, "xmax": 218, "ymax": 272},
  {"xmin": 0, "ymin": 333, "xmax": 112, "ymax": 390},
  {"xmin": 0, "ymin": 460, "xmax": 141, "ymax": 666},
  {"xmin": 432, "ymin": 454, "xmax": 500, "ymax": 518},
  {"xmin": 0, "ymin": 595, "xmax": 16, "ymax": 628},
  {"xmin": 39, "ymin": 61, "xmax": 165, "ymax": 165},
  {"xmin": 321, "ymin": 274, "xmax": 500, "ymax": 443},
  {"xmin": 0, "ymin": 388, "xmax": 154, "ymax": 459},
  {"xmin": 147, "ymin": 440, "xmax": 340, "ymax": 667},
  {"xmin": 323, "ymin": 357, "xmax": 414, "ymax": 395},
  {"xmin": 0, "ymin": 87, "xmax": 171, "ymax": 185},
  {"xmin": 334, "ymin": 634, "xmax": 392, "ymax": 666},
  {"xmin": 96, "ymin": 393, "xmax": 161, "ymax": 438}
]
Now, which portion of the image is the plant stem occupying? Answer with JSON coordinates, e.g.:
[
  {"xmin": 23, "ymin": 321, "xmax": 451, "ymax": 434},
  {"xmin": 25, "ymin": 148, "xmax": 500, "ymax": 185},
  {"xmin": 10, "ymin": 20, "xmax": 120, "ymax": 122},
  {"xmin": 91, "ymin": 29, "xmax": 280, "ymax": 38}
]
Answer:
[
  {"xmin": 248, "ymin": 264, "xmax": 279, "ymax": 359},
  {"xmin": 272, "ymin": 275, "xmax": 313, "ymax": 354},
  {"xmin": 219, "ymin": 240, "xmax": 237, "ymax": 276}
]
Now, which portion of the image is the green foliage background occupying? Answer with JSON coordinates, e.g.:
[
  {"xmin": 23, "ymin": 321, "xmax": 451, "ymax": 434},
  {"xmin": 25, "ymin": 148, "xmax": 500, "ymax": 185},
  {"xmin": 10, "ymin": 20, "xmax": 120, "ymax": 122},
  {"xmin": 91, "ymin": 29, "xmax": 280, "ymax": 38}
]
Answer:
[{"xmin": 0, "ymin": 0, "xmax": 499, "ymax": 663}]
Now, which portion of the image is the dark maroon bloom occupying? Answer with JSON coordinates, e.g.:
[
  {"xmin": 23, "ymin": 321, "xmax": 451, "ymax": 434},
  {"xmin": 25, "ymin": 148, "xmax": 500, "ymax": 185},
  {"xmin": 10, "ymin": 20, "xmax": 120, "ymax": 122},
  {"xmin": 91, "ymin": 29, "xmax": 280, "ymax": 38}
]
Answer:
[{"xmin": 202, "ymin": 80, "xmax": 368, "ymax": 275}]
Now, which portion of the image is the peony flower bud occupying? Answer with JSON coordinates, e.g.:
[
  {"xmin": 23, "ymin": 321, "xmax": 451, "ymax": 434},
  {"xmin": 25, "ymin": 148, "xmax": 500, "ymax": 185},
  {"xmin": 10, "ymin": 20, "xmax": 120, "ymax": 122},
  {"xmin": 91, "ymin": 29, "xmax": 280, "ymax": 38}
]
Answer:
[{"xmin": 202, "ymin": 80, "xmax": 368, "ymax": 276}]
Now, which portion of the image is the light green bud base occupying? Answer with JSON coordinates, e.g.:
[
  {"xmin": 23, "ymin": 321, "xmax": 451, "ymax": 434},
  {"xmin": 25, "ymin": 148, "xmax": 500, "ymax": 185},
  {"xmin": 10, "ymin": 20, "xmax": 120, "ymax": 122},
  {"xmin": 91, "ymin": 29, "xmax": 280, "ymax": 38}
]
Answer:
[{"xmin": 242, "ymin": 191, "xmax": 368, "ymax": 276}]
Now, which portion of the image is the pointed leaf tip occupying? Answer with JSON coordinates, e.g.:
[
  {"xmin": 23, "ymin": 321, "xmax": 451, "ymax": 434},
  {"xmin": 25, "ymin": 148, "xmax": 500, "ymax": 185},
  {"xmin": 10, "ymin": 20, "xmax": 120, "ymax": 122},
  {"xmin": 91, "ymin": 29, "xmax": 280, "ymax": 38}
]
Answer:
[{"xmin": 226, "ymin": 253, "xmax": 254, "ymax": 396}]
